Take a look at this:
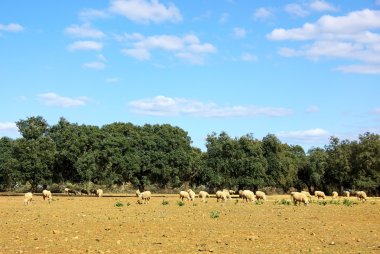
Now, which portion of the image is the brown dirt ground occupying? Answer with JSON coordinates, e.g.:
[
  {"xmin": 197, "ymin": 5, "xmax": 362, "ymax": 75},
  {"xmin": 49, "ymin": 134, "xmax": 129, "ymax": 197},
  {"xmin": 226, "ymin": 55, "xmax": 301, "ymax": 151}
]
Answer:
[{"xmin": 0, "ymin": 194, "xmax": 379, "ymax": 254}]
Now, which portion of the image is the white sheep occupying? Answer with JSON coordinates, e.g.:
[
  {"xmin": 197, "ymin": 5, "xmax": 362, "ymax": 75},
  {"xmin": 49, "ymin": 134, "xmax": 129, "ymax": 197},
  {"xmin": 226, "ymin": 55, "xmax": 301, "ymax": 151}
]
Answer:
[
  {"xmin": 343, "ymin": 191, "xmax": 350, "ymax": 197},
  {"xmin": 42, "ymin": 190, "xmax": 52, "ymax": 204},
  {"xmin": 255, "ymin": 191, "xmax": 266, "ymax": 202},
  {"xmin": 198, "ymin": 191, "xmax": 210, "ymax": 202},
  {"xmin": 332, "ymin": 191, "xmax": 338, "ymax": 199},
  {"xmin": 96, "ymin": 189, "xmax": 103, "ymax": 197},
  {"xmin": 291, "ymin": 192, "xmax": 309, "ymax": 206},
  {"xmin": 314, "ymin": 191, "xmax": 326, "ymax": 199},
  {"xmin": 215, "ymin": 190, "xmax": 227, "ymax": 202},
  {"xmin": 24, "ymin": 192, "xmax": 33, "ymax": 205},
  {"xmin": 356, "ymin": 191, "xmax": 367, "ymax": 202},
  {"xmin": 187, "ymin": 189, "xmax": 196, "ymax": 201},
  {"xmin": 238, "ymin": 190, "xmax": 244, "ymax": 199},
  {"xmin": 138, "ymin": 191, "xmax": 152, "ymax": 204},
  {"xmin": 179, "ymin": 191, "xmax": 191, "ymax": 201},
  {"xmin": 64, "ymin": 188, "xmax": 69, "ymax": 195},
  {"xmin": 222, "ymin": 189, "xmax": 232, "ymax": 200},
  {"xmin": 242, "ymin": 190, "xmax": 255, "ymax": 202},
  {"xmin": 301, "ymin": 191, "xmax": 312, "ymax": 200}
]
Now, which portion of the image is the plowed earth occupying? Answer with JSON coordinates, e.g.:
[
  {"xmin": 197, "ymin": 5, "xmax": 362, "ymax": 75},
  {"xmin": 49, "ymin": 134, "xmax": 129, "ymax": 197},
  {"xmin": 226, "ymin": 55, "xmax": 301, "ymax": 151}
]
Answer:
[{"xmin": 0, "ymin": 194, "xmax": 379, "ymax": 254}]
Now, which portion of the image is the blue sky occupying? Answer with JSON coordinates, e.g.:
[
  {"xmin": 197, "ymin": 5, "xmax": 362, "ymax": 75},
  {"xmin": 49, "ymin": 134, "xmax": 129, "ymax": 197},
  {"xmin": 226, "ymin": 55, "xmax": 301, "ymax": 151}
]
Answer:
[{"xmin": 1, "ymin": 0, "xmax": 380, "ymax": 152}]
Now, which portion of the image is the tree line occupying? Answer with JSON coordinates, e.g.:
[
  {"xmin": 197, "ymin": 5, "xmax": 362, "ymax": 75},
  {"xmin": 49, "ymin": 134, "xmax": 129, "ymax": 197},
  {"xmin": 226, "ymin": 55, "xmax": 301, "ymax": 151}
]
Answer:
[{"xmin": 0, "ymin": 116, "xmax": 379, "ymax": 195}]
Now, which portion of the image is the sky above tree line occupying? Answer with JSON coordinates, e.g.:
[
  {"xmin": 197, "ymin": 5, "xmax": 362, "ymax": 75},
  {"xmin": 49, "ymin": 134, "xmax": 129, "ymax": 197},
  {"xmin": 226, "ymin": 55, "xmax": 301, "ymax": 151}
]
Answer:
[{"xmin": 1, "ymin": 0, "xmax": 380, "ymax": 151}]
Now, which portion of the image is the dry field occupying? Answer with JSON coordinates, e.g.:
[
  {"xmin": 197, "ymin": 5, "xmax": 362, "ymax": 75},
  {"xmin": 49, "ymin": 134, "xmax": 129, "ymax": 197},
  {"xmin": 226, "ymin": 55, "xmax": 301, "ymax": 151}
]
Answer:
[{"xmin": 0, "ymin": 194, "xmax": 379, "ymax": 254}]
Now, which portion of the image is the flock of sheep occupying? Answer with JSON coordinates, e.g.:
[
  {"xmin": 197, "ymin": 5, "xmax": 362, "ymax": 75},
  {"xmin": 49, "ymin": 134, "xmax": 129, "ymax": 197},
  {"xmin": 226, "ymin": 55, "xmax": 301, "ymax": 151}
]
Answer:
[
  {"xmin": 23, "ymin": 187, "xmax": 368, "ymax": 206},
  {"xmin": 23, "ymin": 187, "xmax": 104, "ymax": 205}
]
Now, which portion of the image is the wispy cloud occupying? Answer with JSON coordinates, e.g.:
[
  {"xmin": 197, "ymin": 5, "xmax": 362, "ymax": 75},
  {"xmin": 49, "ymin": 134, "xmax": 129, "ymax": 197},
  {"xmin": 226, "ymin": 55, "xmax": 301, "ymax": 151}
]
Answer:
[
  {"xmin": 285, "ymin": 4, "xmax": 309, "ymax": 17},
  {"xmin": 219, "ymin": 12, "xmax": 229, "ymax": 24},
  {"xmin": 285, "ymin": 1, "xmax": 337, "ymax": 17},
  {"xmin": 309, "ymin": 0, "xmax": 338, "ymax": 12},
  {"xmin": 277, "ymin": 128, "xmax": 329, "ymax": 143},
  {"xmin": 268, "ymin": 9, "xmax": 380, "ymax": 74},
  {"xmin": 105, "ymin": 77, "xmax": 120, "ymax": 83},
  {"xmin": 109, "ymin": 0, "xmax": 182, "ymax": 24},
  {"xmin": 128, "ymin": 96, "xmax": 292, "ymax": 117},
  {"xmin": 0, "ymin": 122, "xmax": 17, "ymax": 132},
  {"xmin": 233, "ymin": 27, "xmax": 247, "ymax": 38},
  {"xmin": 67, "ymin": 41, "xmax": 103, "ymax": 51},
  {"xmin": 241, "ymin": 53, "xmax": 257, "ymax": 62},
  {"xmin": 122, "ymin": 33, "xmax": 217, "ymax": 64},
  {"xmin": 65, "ymin": 23, "xmax": 105, "ymax": 39},
  {"xmin": 0, "ymin": 23, "xmax": 23, "ymax": 32},
  {"xmin": 253, "ymin": 7, "xmax": 273, "ymax": 21},
  {"xmin": 79, "ymin": 8, "xmax": 109, "ymax": 20},
  {"xmin": 38, "ymin": 93, "xmax": 90, "ymax": 107},
  {"xmin": 83, "ymin": 61, "xmax": 105, "ymax": 70},
  {"xmin": 306, "ymin": 105, "xmax": 320, "ymax": 113}
]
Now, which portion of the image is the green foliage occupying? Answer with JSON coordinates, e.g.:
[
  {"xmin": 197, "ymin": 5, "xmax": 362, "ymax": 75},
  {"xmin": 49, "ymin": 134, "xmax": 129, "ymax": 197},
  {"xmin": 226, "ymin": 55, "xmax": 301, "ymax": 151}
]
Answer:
[
  {"xmin": 318, "ymin": 200, "xmax": 328, "ymax": 206},
  {"xmin": 162, "ymin": 200, "xmax": 169, "ymax": 205},
  {"xmin": 329, "ymin": 200, "xmax": 340, "ymax": 205},
  {"xmin": 176, "ymin": 201, "xmax": 185, "ymax": 207},
  {"xmin": 274, "ymin": 199, "xmax": 291, "ymax": 206},
  {"xmin": 342, "ymin": 199, "xmax": 358, "ymax": 207},
  {"xmin": 115, "ymin": 201, "xmax": 124, "ymax": 207},
  {"xmin": 210, "ymin": 210, "xmax": 220, "ymax": 219}
]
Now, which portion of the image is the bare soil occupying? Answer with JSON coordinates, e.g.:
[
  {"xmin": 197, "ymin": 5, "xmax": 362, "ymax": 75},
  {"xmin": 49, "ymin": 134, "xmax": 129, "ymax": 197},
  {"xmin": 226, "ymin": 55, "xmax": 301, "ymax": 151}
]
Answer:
[{"xmin": 0, "ymin": 194, "xmax": 379, "ymax": 254}]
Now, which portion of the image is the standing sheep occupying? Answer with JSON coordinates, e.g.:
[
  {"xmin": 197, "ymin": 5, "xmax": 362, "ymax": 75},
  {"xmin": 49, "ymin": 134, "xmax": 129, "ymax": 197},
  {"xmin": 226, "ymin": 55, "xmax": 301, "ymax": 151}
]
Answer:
[
  {"xmin": 216, "ymin": 190, "xmax": 227, "ymax": 202},
  {"xmin": 332, "ymin": 191, "xmax": 339, "ymax": 199},
  {"xmin": 64, "ymin": 188, "xmax": 69, "ymax": 195},
  {"xmin": 138, "ymin": 191, "xmax": 152, "ymax": 204},
  {"xmin": 179, "ymin": 191, "xmax": 191, "ymax": 201},
  {"xmin": 42, "ymin": 190, "xmax": 52, "ymax": 204},
  {"xmin": 255, "ymin": 191, "xmax": 266, "ymax": 202},
  {"xmin": 24, "ymin": 192, "xmax": 33, "ymax": 205},
  {"xmin": 291, "ymin": 192, "xmax": 309, "ymax": 206},
  {"xmin": 198, "ymin": 191, "xmax": 210, "ymax": 202},
  {"xmin": 301, "ymin": 191, "xmax": 312, "ymax": 200},
  {"xmin": 187, "ymin": 189, "xmax": 196, "ymax": 201},
  {"xmin": 242, "ymin": 190, "xmax": 255, "ymax": 202},
  {"xmin": 314, "ymin": 191, "xmax": 326, "ymax": 199},
  {"xmin": 356, "ymin": 191, "xmax": 367, "ymax": 202},
  {"xmin": 343, "ymin": 191, "xmax": 350, "ymax": 197},
  {"xmin": 96, "ymin": 189, "xmax": 103, "ymax": 197}
]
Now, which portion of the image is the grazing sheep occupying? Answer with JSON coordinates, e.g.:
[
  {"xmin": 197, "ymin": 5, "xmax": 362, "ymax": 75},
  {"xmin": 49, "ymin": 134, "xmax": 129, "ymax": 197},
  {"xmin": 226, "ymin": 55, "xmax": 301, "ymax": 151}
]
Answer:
[
  {"xmin": 138, "ymin": 191, "xmax": 152, "ymax": 204},
  {"xmin": 343, "ymin": 191, "xmax": 350, "ymax": 198},
  {"xmin": 216, "ymin": 190, "xmax": 227, "ymax": 202},
  {"xmin": 301, "ymin": 191, "xmax": 312, "ymax": 200},
  {"xmin": 222, "ymin": 189, "xmax": 232, "ymax": 200},
  {"xmin": 242, "ymin": 190, "xmax": 255, "ymax": 202},
  {"xmin": 24, "ymin": 192, "xmax": 33, "ymax": 205},
  {"xmin": 238, "ymin": 190, "xmax": 244, "ymax": 199},
  {"xmin": 80, "ymin": 189, "xmax": 90, "ymax": 195},
  {"xmin": 96, "ymin": 189, "xmax": 103, "ymax": 197},
  {"xmin": 42, "ymin": 190, "xmax": 52, "ymax": 204},
  {"xmin": 291, "ymin": 192, "xmax": 309, "ymax": 206},
  {"xmin": 314, "ymin": 191, "xmax": 326, "ymax": 199},
  {"xmin": 179, "ymin": 191, "xmax": 191, "ymax": 201},
  {"xmin": 187, "ymin": 189, "xmax": 196, "ymax": 201},
  {"xmin": 332, "ymin": 191, "xmax": 339, "ymax": 199},
  {"xmin": 198, "ymin": 191, "xmax": 210, "ymax": 202},
  {"xmin": 255, "ymin": 191, "xmax": 266, "ymax": 202},
  {"xmin": 356, "ymin": 191, "xmax": 367, "ymax": 202},
  {"xmin": 64, "ymin": 188, "xmax": 69, "ymax": 195}
]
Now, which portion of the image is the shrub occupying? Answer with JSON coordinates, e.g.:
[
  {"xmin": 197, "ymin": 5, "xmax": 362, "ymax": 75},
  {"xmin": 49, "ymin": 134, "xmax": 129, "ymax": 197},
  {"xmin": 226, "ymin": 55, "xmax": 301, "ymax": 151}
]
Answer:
[
  {"xmin": 329, "ymin": 200, "xmax": 340, "ymax": 205},
  {"xmin": 318, "ymin": 200, "xmax": 328, "ymax": 206},
  {"xmin": 50, "ymin": 183, "xmax": 61, "ymax": 193},
  {"xmin": 274, "ymin": 199, "xmax": 291, "ymax": 205},
  {"xmin": 343, "ymin": 199, "xmax": 358, "ymax": 207},
  {"xmin": 115, "ymin": 201, "xmax": 124, "ymax": 207},
  {"xmin": 210, "ymin": 210, "xmax": 220, "ymax": 219},
  {"xmin": 177, "ymin": 201, "xmax": 185, "ymax": 207}
]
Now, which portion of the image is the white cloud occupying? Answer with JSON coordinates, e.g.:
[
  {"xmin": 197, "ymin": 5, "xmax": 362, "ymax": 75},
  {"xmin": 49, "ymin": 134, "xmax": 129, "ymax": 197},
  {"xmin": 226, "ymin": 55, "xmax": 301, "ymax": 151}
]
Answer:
[
  {"xmin": 268, "ymin": 9, "xmax": 380, "ymax": 74},
  {"xmin": 233, "ymin": 27, "xmax": 247, "ymax": 38},
  {"xmin": 67, "ymin": 41, "xmax": 103, "ymax": 51},
  {"xmin": 306, "ymin": 105, "xmax": 320, "ymax": 113},
  {"xmin": 309, "ymin": 0, "xmax": 338, "ymax": 12},
  {"xmin": 335, "ymin": 65, "xmax": 380, "ymax": 74},
  {"xmin": 105, "ymin": 77, "xmax": 120, "ymax": 83},
  {"xmin": 219, "ymin": 13, "xmax": 229, "ymax": 24},
  {"xmin": 0, "ymin": 122, "xmax": 17, "ymax": 132},
  {"xmin": 285, "ymin": 4, "xmax": 309, "ymax": 17},
  {"xmin": 38, "ymin": 93, "xmax": 90, "ymax": 107},
  {"xmin": 109, "ymin": 0, "xmax": 182, "ymax": 24},
  {"xmin": 277, "ymin": 128, "xmax": 329, "ymax": 143},
  {"xmin": 253, "ymin": 7, "xmax": 272, "ymax": 20},
  {"xmin": 79, "ymin": 9, "xmax": 108, "ymax": 20},
  {"xmin": 122, "ymin": 34, "xmax": 217, "ymax": 64},
  {"xmin": 128, "ymin": 96, "xmax": 292, "ymax": 117},
  {"xmin": 0, "ymin": 23, "xmax": 23, "ymax": 32},
  {"xmin": 241, "ymin": 53, "xmax": 257, "ymax": 62},
  {"xmin": 83, "ymin": 61, "xmax": 105, "ymax": 70},
  {"xmin": 65, "ymin": 23, "xmax": 105, "ymax": 39}
]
